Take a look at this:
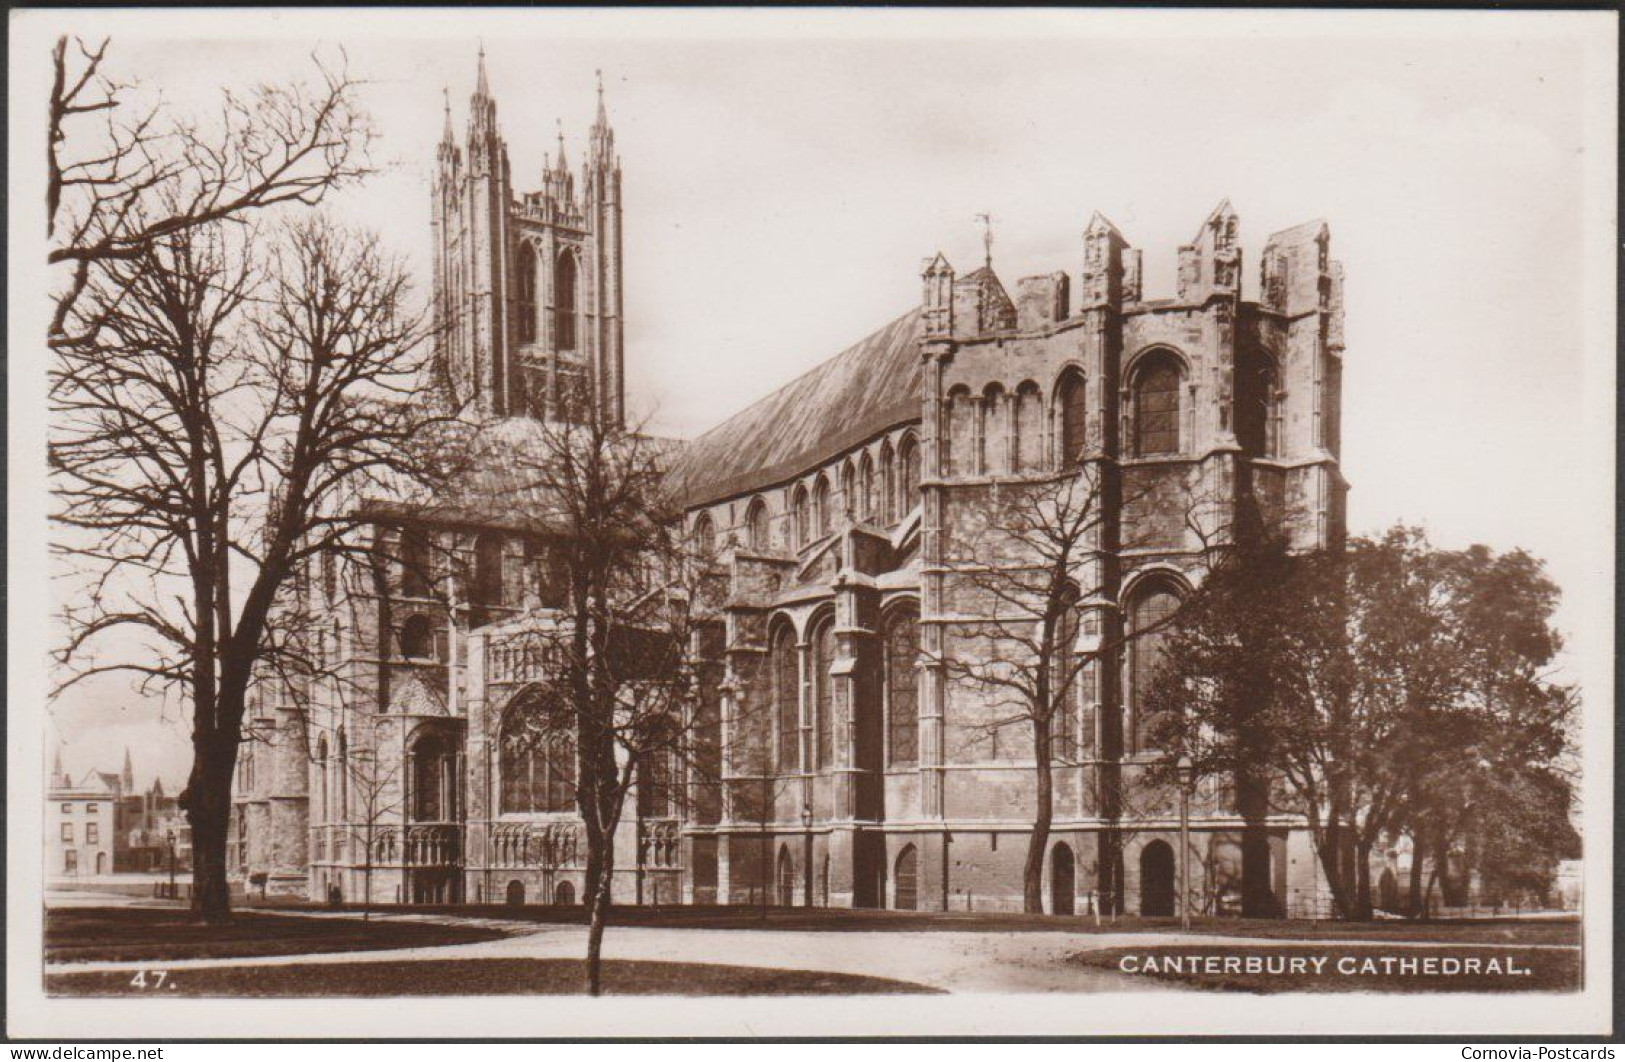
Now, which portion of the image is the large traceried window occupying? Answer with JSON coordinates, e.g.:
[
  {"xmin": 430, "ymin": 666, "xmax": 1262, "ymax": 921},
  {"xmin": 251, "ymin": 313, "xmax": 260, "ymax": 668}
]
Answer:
[
  {"xmin": 772, "ymin": 624, "xmax": 800, "ymax": 773},
  {"xmin": 500, "ymin": 708, "xmax": 576, "ymax": 814},
  {"xmin": 554, "ymin": 250, "xmax": 579, "ymax": 351},
  {"xmin": 1133, "ymin": 354, "xmax": 1183, "ymax": 456},
  {"xmin": 883, "ymin": 607, "xmax": 919, "ymax": 766},
  {"xmin": 410, "ymin": 728, "xmax": 462, "ymax": 822},
  {"xmin": 1056, "ymin": 369, "xmax": 1088, "ymax": 467},
  {"xmin": 812, "ymin": 616, "xmax": 836, "ymax": 770},
  {"xmin": 1127, "ymin": 580, "xmax": 1182, "ymax": 754},
  {"xmin": 516, "ymin": 244, "xmax": 537, "ymax": 344}
]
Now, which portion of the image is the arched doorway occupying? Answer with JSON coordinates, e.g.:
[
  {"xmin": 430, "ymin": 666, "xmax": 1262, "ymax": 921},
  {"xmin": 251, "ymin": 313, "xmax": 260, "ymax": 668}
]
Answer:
[
  {"xmin": 776, "ymin": 845, "xmax": 796, "ymax": 907},
  {"xmin": 894, "ymin": 845, "xmax": 918, "ymax": 910},
  {"xmin": 506, "ymin": 880, "xmax": 525, "ymax": 906},
  {"xmin": 95, "ymin": 852, "xmax": 107, "ymax": 875},
  {"xmin": 554, "ymin": 880, "xmax": 576, "ymax": 906},
  {"xmin": 1051, "ymin": 843, "xmax": 1076, "ymax": 915},
  {"xmin": 1140, "ymin": 840, "xmax": 1175, "ymax": 917},
  {"xmin": 853, "ymin": 832, "xmax": 886, "ymax": 908}
]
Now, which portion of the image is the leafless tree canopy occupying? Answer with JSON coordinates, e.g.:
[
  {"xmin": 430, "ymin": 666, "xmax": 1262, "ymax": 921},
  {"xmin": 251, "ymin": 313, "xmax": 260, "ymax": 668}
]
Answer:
[
  {"xmin": 49, "ymin": 193, "xmax": 444, "ymax": 917},
  {"xmin": 48, "ymin": 36, "xmax": 373, "ymax": 344}
]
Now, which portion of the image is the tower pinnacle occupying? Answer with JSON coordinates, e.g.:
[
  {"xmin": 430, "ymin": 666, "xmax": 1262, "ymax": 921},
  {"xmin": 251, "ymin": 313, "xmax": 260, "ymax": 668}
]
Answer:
[{"xmin": 475, "ymin": 41, "xmax": 490, "ymax": 98}]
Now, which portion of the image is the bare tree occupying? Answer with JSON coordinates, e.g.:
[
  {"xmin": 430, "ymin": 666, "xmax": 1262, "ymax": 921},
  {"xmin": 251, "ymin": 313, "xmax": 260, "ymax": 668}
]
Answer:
[
  {"xmin": 50, "ymin": 214, "xmax": 445, "ymax": 922},
  {"xmin": 932, "ymin": 466, "xmax": 1108, "ymax": 914},
  {"xmin": 340, "ymin": 732, "xmax": 405, "ymax": 922},
  {"xmin": 494, "ymin": 389, "xmax": 714, "ymax": 994},
  {"xmin": 48, "ymin": 36, "xmax": 372, "ymax": 342}
]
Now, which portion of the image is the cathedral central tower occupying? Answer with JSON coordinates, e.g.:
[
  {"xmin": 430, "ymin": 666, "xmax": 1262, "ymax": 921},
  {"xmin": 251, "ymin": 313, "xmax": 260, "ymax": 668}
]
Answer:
[{"xmin": 431, "ymin": 52, "xmax": 625, "ymax": 425}]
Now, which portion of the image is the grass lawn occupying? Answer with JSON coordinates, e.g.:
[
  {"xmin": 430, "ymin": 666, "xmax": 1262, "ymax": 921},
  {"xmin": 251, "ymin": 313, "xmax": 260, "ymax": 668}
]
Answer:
[
  {"xmin": 47, "ymin": 957, "xmax": 942, "ymax": 997},
  {"xmin": 348, "ymin": 902, "xmax": 1579, "ymax": 944},
  {"xmin": 47, "ymin": 907, "xmax": 509, "ymax": 963},
  {"xmin": 1074, "ymin": 943, "xmax": 1581, "ymax": 993}
]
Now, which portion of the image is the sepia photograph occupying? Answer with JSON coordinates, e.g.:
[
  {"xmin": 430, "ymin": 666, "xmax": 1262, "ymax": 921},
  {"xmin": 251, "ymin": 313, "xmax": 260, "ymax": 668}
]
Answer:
[{"xmin": 7, "ymin": 5, "xmax": 1617, "ymax": 1042}]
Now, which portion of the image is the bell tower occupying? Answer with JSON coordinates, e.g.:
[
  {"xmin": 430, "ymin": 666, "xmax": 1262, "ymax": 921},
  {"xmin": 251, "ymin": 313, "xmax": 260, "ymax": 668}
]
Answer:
[{"xmin": 431, "ymin": 53, "xmax": 625, "ymax": 426}]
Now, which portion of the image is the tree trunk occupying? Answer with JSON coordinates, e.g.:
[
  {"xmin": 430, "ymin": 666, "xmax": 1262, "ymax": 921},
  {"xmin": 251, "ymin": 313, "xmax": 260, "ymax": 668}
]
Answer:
[
  {"xmin": 183, "ymin": 740, "xmax": 237, "ymax": 924},
  {"xmin": 1407, "ymin": 829, "xmax": 1428, "ymax": 920},
  {"xmin": 585, "ymin": 852, "xmax": 613, "ymax": 996},
  {"xmin": 1353, "ymin": 839, "xmax": 1374, "ymax": 921},
  {"xmin": 1236, "ymin": 767, "xmax": 1277, "ymax": 918},
  {"xmin": 1309, "ymin": 818, "xmax": 1358, "ymax": 920},
  {"xmin": 1023, "ymin": 724, "xmax": 1053, "ymax": 914}
]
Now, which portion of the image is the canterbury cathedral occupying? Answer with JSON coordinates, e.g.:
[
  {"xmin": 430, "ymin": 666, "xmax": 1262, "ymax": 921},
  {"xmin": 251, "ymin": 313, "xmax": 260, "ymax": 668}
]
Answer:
[{"xmin": 230, "ymin": 54, "xmax": 1348, "ymax": 916}]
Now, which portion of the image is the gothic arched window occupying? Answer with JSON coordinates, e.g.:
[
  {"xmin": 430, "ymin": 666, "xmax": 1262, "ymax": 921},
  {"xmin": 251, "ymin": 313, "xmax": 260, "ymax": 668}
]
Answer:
[
  {"xmin": 411, "ymin": 728, "xmax": 463, "ymax": 822},
  {"xmin": 401, "ymin": 527, "xmax": 432, "ymax": 598},
  {"xmin": 980, "ymin": 383, "xmax": 1007, "ymax": 474},
  {"xmin": 812, "ymin": 615, "xmax": 836, "ymax": 770},
  {"xmin": 947, "ymin": 387, "xmax": 976, "ymax": 477},
  {"xmin": 1013, "ymin": 381, "xmax": 1044, "ymax": 472},
  {"xmin": 473, "ymin": 532, "xmax": 505, "ymax": 620},
  {"xmin": 746, "ymin": 497, "xmax": 769, "ymax": 552},
  {"xmin": 883, "ymin": 607, "xmax": 919, "ymax": 766},
  {"xmin": 1240, "ymin": 361, "xmax": 1282, "ymax": 459},
  {"xmin": 314, "ymin": 735, "xmax": 329, "ymax": 823},
  {"xmin": 1133, "ymin": 353, "xmax": 1183, "ymax": 456},
  {"xmin": 879, "ymin": 441, "xmax": 896, "ymax": 524},
  {"xmin": 500, "ymin": 704, "xmax": 576, "ymax": 814},
  {"xmin": 335, "ymin": 727, "xmax": 348, "ymax": 823},
  {"xmin": 1048, "ymin": 584, "xmax": 1081, "ymax": 762},
  {"xmin": 554, "ymin": 250, "xmax": 579, "ymax": 352},
  {"xmin": 1127, "ymin": 579, "xmax": 1183, "ymax": 753},
  {"xmin": 859, "ymin": 454, "xmax": 876, "ymax": 521},
  {"xmin": 400, "ymin": 614, "xmax": 435, "ymax": 660},
  {"xmin": 516, "ymin": 245, "xmax": 537, "ymax": 345},
  {"xmin": 899, "ymin": 435, "xmax": 921, "ymax": 513},
  {"xmin": 692, "ymin": 512, "xmax": 715, "ymax": 558},
  {"xmin": 813, "ymin": 475, "xmax": 832, "ymax": 538},
  {"xmin": 1056, "ymin": 368, "xmax": 1088, "ymax": 468},
  {"xmin": 772, "ymin": 624, "xmax": 799, "ymax": 773},
  {"xmin": 792, "ymin": 485, "xmax": 810, "ymax": 549}
]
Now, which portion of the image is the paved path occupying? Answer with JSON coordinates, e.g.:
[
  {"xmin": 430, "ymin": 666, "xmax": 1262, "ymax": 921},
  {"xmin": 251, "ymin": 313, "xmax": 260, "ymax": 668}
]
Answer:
[
  {"xmin": 47, "ymin": 918, "xmax": 1160, "ymax": 992},
  {"xmin": 46, "ymin": 903, "xmax": 1579, "ymax": 994}
]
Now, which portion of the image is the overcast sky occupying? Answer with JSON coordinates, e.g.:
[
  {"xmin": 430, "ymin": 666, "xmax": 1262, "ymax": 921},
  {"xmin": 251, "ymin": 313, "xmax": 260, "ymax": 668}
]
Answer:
[{"xmin": 21, "ymin": 10, "xmax": 1615, "ymax": 790}]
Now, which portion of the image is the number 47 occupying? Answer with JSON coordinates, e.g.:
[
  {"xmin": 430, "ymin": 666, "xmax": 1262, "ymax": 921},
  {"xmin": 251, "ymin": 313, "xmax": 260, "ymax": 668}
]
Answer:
[{"xmin": 129, "ymin": 970, "xmax": 169, "ymax": 989}]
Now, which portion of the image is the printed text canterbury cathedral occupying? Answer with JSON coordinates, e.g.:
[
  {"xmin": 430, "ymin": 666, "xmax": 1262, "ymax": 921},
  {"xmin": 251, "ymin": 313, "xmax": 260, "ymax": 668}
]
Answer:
[{"xmin": 230, "ymin": 54, "xmax": 1348, "ymax": 915}]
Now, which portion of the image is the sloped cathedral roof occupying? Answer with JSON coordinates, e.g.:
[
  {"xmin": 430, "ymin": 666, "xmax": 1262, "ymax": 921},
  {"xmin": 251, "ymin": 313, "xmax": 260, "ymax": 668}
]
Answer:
[{"xmin": 666, "ymin": 308, "xmax": 924, "ymax": 508}]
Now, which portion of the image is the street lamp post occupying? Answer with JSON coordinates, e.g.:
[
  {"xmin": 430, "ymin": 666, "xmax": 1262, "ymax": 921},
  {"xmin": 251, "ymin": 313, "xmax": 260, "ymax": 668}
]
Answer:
[
  {"xmin": 1177, "ymin": 754, "xmax": 1192, "ymax": 932},
  {"xmin": 166, "ymin": 828, "xmax": 177, "ymax": 901},
  {"xmin": 800, "ymin": 802, "xmax": 814, "ymax": 907}
]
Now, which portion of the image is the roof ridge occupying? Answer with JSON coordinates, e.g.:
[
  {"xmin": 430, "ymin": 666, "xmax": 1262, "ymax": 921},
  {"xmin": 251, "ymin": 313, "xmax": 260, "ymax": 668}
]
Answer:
[{"xmin": 682, "ymin": 306, "xmax": 921, "ymax": 450}]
